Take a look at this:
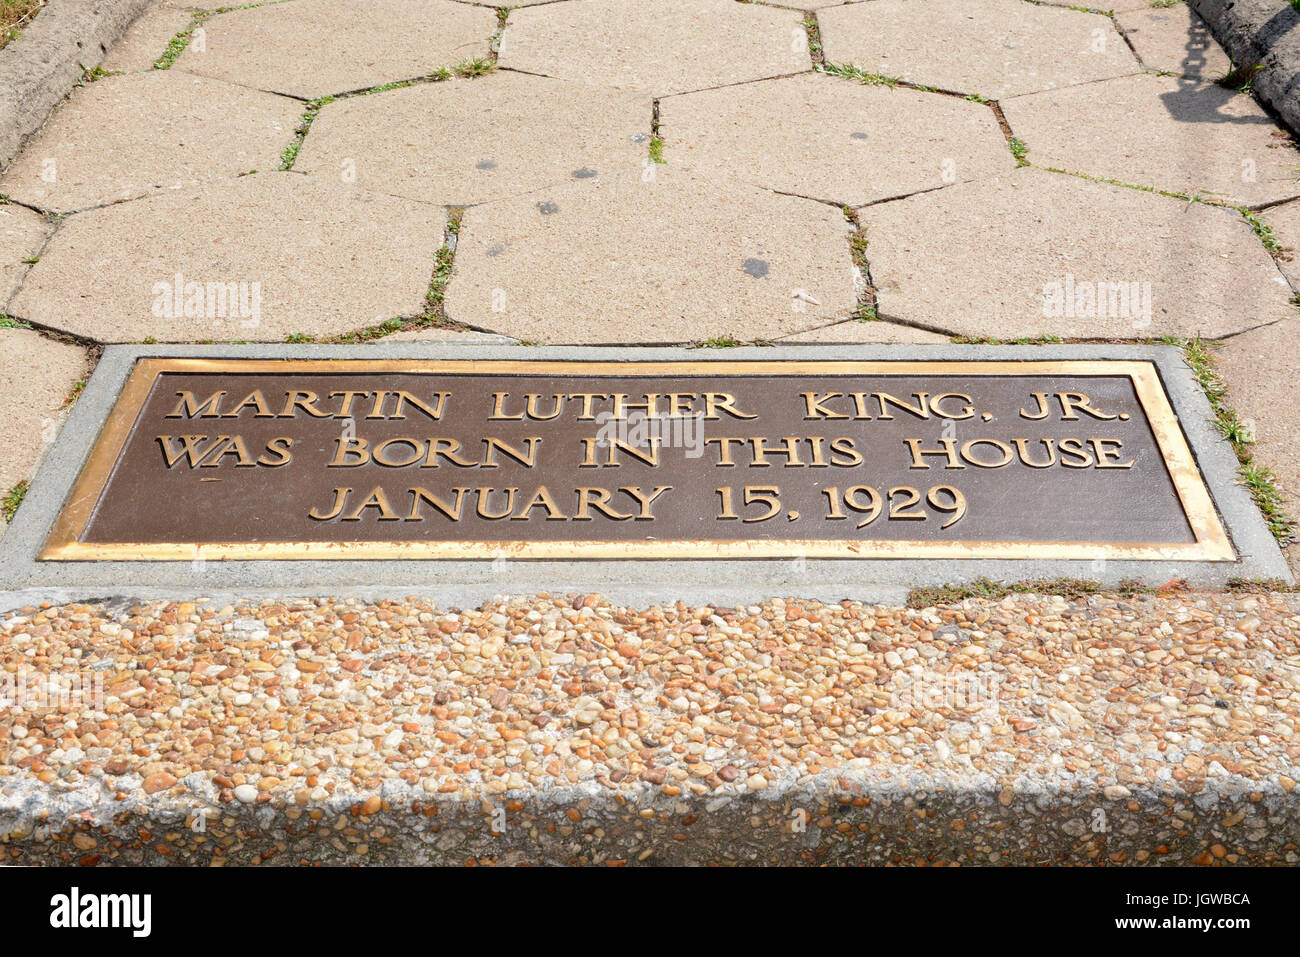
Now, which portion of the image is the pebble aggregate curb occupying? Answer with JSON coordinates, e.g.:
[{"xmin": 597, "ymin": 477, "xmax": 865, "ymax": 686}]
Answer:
[
  {"xmin": 1191, "ymin": 0, "xmax": 1300, "ymax": 134},
  {"xmin": 2, "ymin": 591, "xmax": 1298, "ymax": 865},
  {"xmin": 0, "ymin": 0, "xmax": 156, "ymax": 169}
]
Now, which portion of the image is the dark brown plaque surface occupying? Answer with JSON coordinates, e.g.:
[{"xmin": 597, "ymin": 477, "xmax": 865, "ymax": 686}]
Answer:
[{"xmin": 41, "ymin": 359, "xmax": 1232, "ymax": 561}]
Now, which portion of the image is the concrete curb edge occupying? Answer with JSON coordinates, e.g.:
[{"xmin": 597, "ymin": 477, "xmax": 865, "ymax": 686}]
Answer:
[
  {"xmin": 0, "ymin": 0, "xmax": 157, "ymax": 171},
  {"xmin": 1191, "ymin": 0, "xmax": 1300, "ymax": 135}
]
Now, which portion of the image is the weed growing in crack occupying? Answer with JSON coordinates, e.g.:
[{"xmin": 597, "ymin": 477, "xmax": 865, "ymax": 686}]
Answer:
[
  {"xmin": 1041, "ymin": 167, "xmax": 1213, "ymax": 204},
  {"xmin": 843, "ymin": 208, "xmax": 878, "ymax": 322},
  {"xmin": 456, "ymin": 56, "xmax": 494, "ymax": 78},
  {"xmin": 62, "ymin": 377, "xmax": 87, "ymax": 408},
  {"xmin": 154, "ymin": 12, "xmax": 211, "ymax": 70},
  {"xmin": 1239, "ymin": 207, "xmax": 1281, "ymax": 252},
  {"xmin": 907, "ymin": 576, "xmax": 1153, "ymax": 607},
  {"xmin": 490, "ymin": 6, "xmax": 510, "ymax": 60},
  {"xmin": 1219, "ymin": 63, "xmax": 1264, "ymax": 93},
  {"xmin": 330, "ymin": 211, "xmax": 468, "ymax": 343},
  {"xmin": 280, "ymin": 96, "xmax": 334, "ymax": 169},
  {"xmin": 1169, "ymin": 334, "xmax": 1296, "ymax": 543},
  {"xmin": 817, "ymin": 62, "xmax": 902, "ymax": 87},
  {"xmin": 1226, "ymin": 576, "xmax": 1299, "ymax": 593},
  {"xmin": 948, "ymin": 334, "xmax": 1064, "ymax": 345},
  {"xmin": 801, "ymin": 15, "xmax": 824, "ymax": 65},
  {"xmin": 2, "ymin": 480, "xmax": 28, "ymax": 523},
  {"xmin": 76, "ymin": 63, "xmax": 123, "ymax": 85}
]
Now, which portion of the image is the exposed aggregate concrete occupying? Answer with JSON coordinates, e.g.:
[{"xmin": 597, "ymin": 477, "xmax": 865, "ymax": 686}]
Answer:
[{"xmin": 2, "ymin": 591, "xmax": 1298, "ymax": 865}]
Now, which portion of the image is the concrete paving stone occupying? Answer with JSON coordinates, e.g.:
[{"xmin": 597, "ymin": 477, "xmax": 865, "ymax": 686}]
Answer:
[
  {"xmin": 498, "ymin": 0, "xmax": 811, "ymax": 96},
  {"xmin": 0, "ymin": 204, "xmax": 50, "ymax": 307},
  {"xmin": 99, "ymin": 2, "xmax": 195, "ymax": 72},
  {"xmin": 818, "ymin": 0, "xmax": 1141, "ymax": 98},
  {"xmin": 446, "ymin": 167, "xmax": 856, "ymax": 343},
  {"xmin": 1116, "ymin": 3, "xmax": 1233, "ymax": 78},
  {"xmin": 1212, "ymin": 318, "xmax": 1300, "ymax": 575},
  {"xmin": 860, "ymin": 166, "xmax": 1296, "ymax": 340},
  {"xmin": 0, "ymin": 329, "xmax": 87, "ymax": 535},
  {"xmin": 774, "ymin": 318, "xmax": 951, "ymax": 343},
  {"xmin": 382, "ymin": 326, "xmax": 518, "ymax": 343},
  {"xmin": 660, "ymin": 72, "xmax": 1014, "ymax": 205},
  {"xmin": 0, "ymin": 72, "xmax": 301, "ymax": 215},
  {"xmin": 1001, "ymin": 74, "xmax": 1300, "ymax": 208},
  {"xmin": 175, "ymin": 0, "xmax": 497, "ymax": 99},
  {"xmin": 10, "ymin": 173, "xmax": 445, "ymax": 343},
  {"xmin": 296, "ymin": 72, "xmax": 650, "ymax": 206},
  {"xmin": 1260, "ymin": 199, "xmax": 1300, "ymax": 290}
]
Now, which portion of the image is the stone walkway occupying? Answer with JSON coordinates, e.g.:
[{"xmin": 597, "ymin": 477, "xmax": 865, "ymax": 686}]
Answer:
[{"xmin": 0, "ymin": 0, "xmax": 1298, "ymax": 561}]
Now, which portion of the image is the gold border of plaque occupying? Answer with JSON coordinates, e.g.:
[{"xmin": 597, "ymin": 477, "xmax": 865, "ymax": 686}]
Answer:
[{"xmin": 40, "ymin": 358, "xmax": 1235, "ymax": 562}]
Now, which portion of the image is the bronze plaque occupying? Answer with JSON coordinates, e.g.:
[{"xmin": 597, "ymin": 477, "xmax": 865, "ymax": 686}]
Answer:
[{"xmin": 41, "ymin": 358, "xmax": 1232, "ymax": 561}]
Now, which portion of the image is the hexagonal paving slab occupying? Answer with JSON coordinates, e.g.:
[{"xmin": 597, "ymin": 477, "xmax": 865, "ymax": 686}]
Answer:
[
  {"xmin": 10, "ymin": 174, "xmax": 445, "ymax": 343},
  {"xmin": 1261, "ymin": 199, "xmax": 1300, "ymax": 290},
  {"xmin": 296, "ymin": 73, "xmax": 650, "ymax": 206},
  {"xmin": 818, "ymin": 0, "xmax": 1139, "ymax": 98},
  {"xmin": 1115, "ymin": 4, "xmax": 1232, "ymax": 78},
  {"xmin": 860, "ymin": 167, "xmax": 1296, "ymax": 340},
  {"xmin": 446, "ymin": 167, "xmax": 856, "ymax": 343},
  {"xmin": 498, "ymin": 0, "xmax": 811, "ymax": 96},
  {"xmin": 0, "ymin": 72, "xmax": 300, "ymax": 214},
  {"xmin": 0, "ymin": 329, "xmax": 87, "ymax": 534},
  {"xmin": 660, "ymin": 73, "xmax": 1014, "ymax": 205},
  {"xmin": 1212, "ymin": 318, "xmax": 1300, "ymax": 576},
  {"xmin": 1001, "ymin": 74, "xmax": 1300, "ymax": 208},
  {"xmin": 0, "ymin": 204, "xmax": 49, "ymax": 306},
  {"xmin": 175, "ymin": 0, "xmax": 497, "ymax": 99}
]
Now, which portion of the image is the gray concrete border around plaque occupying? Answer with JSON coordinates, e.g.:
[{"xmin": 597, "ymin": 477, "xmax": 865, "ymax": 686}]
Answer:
[{"xmin": 0, "ymin": 343, "xmax": 1290, "ymax": 613}]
